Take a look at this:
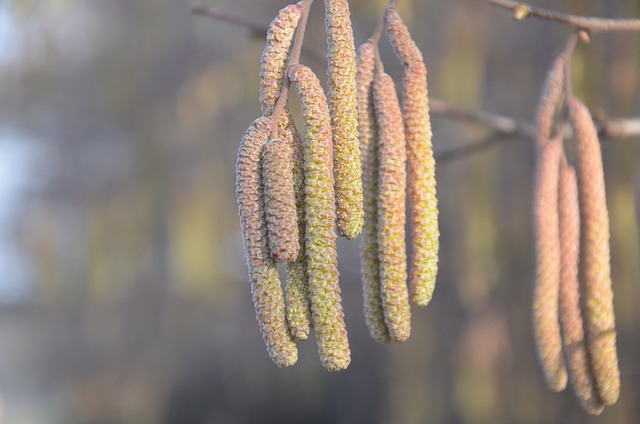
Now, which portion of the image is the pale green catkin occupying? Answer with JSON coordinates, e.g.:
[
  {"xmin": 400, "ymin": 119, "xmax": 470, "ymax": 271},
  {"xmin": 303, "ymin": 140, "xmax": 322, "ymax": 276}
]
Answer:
[
  {"xmin": 385, "ymin": 7, "xmax": 439, "ymax": 307},
  {"xmin": 373, "ymin": 72, "xmax": 411, "ymax": 343},
  {"xmin": 569, "ymin": 97, "xmax": 620, "ymax": 406},
  {"xmin": 532, "ymin": 138, "xmax": 567, "ymax": 392},
  {"xmin": 289, "ymin": 64, "xmax": 351, "ymax": 371},
  {"xmin": 236, "ymin": 116, "xmax": 298, "ymax": 367},
  {"xmin": 324, "ymin": 0, "xmax": 363, "ymax": 240},
  {"xmin": 357, "ymin": 41, "xmax": 390, "ymax": 344}
]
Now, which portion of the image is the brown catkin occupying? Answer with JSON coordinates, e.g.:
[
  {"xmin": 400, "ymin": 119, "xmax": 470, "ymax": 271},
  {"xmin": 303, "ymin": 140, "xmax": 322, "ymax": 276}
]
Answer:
[
  {"xmin": 259, "ymin": 4, "xmax": 302, "ymax": 116},
  {"xmin": 569, "ymin": 97, "xmax": 620, "ymax": 406},
  {"xmin": 262, "ymin": 137, "xmax": 300, "ymax": 262},
  {"xmin": 236, "ymin": 116, "xmax": 298, "ymax": 367},
  {"xmin": 324, "ymin": 0, "xmax": 363, "ymax": 240},
  {"xmin": 289, "ymin": 64, "xmax": 350, "ymax": 371},
  {"xmin": 558, "ymin": 165, "xmax": 605, "ymax": 415},
  {"xmin": 386, "ymin": 7, "xmax": 439, "ymax": 307},
  {"xmin": 357, "ymin": 41, "xmax": 390, "ymax": 344},
  {"xmin": 373, "ymin": 72, "xmax": 411, "ymax": 343},
  {"xmin": 532, "ymin": 138, "xmax": 568, "ymax": 392},
  {"xmin": 536, "ymin": 56, "xmax": 565, "ymax": 145}
]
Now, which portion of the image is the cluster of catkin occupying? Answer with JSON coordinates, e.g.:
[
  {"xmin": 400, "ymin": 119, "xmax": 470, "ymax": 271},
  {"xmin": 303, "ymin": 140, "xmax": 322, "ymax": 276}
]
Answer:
[
  {"xmin": 357, "ymin": 7, "xmax": 439, "ymax": 344},
  {"xmin": 532, "ymin": 53, "xmax": 620, "ymax": 414}
]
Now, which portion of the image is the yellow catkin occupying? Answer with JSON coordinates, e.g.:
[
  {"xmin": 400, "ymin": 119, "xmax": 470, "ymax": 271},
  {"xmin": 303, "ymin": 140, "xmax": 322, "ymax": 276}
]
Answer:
[
  {"xmin": 536, "ymin": 56, "xmax": 565, "ymax": 145},
  {"xmin": 262, "ymin": 137, "xmax": 300, "ymax": 263},
  {"xmin": 373, "ymin": 72, "xmax": 411, "ymax": 343},
  {"xmin": 357, "ymin": 41, "xmax": 390, "ymax": 344},
  {"xmin": 558, "ymin": 165, "xmax": 605, "ymax": 415},
  {"xmin": 386, "ymin": 7, "xmax": 439, "ymax": 307},
  {"xmin": 289, "ymin": 64, "xmax": 350, "ymax": 371},
  {"xmin": 324, "ymin": 0, "xmax": 363, "ymax": 240},
  {"xmin": 235, "ymin": 116, "xmax": 298, "ymax": 367},
  {"xmin": 532, "ymin": 138, "xmax": 568, "ymax": 392},
  {"xmin": 569, "ymin": 97, "xmax": 620, "ymax": 406},
  {"xmin": 282, "ymin": 114, "xmax": 312, "ymax": 341}
]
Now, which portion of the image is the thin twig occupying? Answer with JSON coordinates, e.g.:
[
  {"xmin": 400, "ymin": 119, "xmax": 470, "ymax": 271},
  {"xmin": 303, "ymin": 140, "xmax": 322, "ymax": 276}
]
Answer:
[{"xmin": 481, "ymin": 0, "xmax": 640, "ymax": 32}]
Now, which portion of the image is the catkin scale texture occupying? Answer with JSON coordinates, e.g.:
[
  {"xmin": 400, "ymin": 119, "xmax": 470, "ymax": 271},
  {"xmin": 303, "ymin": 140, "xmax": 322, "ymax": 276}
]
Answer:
[
  {"xmin": 536, "ymin": 57, "xmax": 565, "ymax": 145},
  {"xmin": 324, "ymin": 0, "xmax": 363, "ymax": 240},
  {"xmin": 386, "ymin": 8, "xmax": 439, "ymax": 307},
  {"xmin": 533, "ymin": 139, "xmax": 567, "ymax": 392},
  {"xmin": 373, "ymin": 73, "xmax": 411, "ymax": 343},
  {"xmin": 236, "ymin": 116, "xmax": 298, "ymax": 367},
  {"xmin": 558, "ymin": 166, "xmax": 605, "ymax": 415},
  {"xmin": 262, "ymin": 138, "xmax": 300, "ymax": 262},
  {"xmin": 569, "ymin": 97, "xmax": 620, "ymax": 406},
  {"xmin": 289, "ymin": 64, "xmax": 350, "ymax": 371},
  {"xmin": 357, "ymin": 42, "xmax": 390, "ymax": 344}
]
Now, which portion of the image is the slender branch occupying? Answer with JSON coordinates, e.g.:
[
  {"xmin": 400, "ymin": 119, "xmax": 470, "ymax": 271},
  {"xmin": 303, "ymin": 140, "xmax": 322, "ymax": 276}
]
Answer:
[{"xmin": 481, "ymin": 0, "xmax": 640, "ymax": 32}]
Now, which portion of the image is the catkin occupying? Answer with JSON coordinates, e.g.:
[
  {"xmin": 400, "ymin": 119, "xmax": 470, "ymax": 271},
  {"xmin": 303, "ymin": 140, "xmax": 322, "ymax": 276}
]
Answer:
[
  {"xmin": 357, "ymin": 41, "xmax": 390, "ymax": 344},
  {"xmin": 373, "ymin": 72, "xmax": 411, "ymax": 343},
  {"xmin": 532, "ymin": 138, "xmax": 567, "ymax": 392},
  {"xmin": 536, "ymin": 56, "xmax": 565, "ymax": 145},
  {"xmin": 236, "ymin": 116, "xmax": 298, "ymax": 367},
  {"xmin": 386, "ymin": 7, "xmax": 439, "ymax": 307},
  {"xmin": 558, "ymin": 165, "xmax": 605, "ymax": 415},
  {"xmin": 289, "ymin": 64, "xmax": 350, "ymax": 371},
  {"xmin": 324, "ymin": 0, "xmax": 363, "ymax": 240},
  {"xmin": 259, "ymin": 4, "xmax": 302, "ymax": 116},
  {"xmin": 569, "ymin": 97, "xmax": 620, "ymax": 406},
  {"xmin": 262, "ymin": 138, "xmax": 300, "ymax": 262}
]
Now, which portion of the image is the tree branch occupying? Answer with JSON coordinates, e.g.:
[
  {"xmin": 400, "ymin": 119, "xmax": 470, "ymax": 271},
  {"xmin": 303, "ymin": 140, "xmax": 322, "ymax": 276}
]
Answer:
[{"xmin": 481, "ymin": 0, "xmax": 640, "ymax": 32}]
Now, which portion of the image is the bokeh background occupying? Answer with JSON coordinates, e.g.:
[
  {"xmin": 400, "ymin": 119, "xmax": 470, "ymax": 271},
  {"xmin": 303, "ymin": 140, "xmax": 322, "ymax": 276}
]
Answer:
[{"xmin": 0, "ymin": 0, "xmax": 639, "ymax": 422}]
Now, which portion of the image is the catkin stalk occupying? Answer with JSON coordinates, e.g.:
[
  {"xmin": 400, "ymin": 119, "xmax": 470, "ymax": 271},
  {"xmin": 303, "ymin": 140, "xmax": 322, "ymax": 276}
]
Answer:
[
  {"xmin": 558, "ymin": 165, "xmax": 605, "ymax": 415},
  {"xmin": 236, "ymin": 116, "xmax": 298, "ymax": 367},
  {"xmin": 386, "ymin": 7, "xmax": 439, "ymax": 307},
  {"xmin": 373, "ymin": 72, "xmax": 411, "ymax": 343},
  {"xmin": 324, "ymin": 0, "xmax": 363, "ymax": 240},
  {"xmin": 289, "ymin": 64, "xmax": 350, "ymax": 371},
  {"xmin": 532, "ymin": 138, "xmax": 568, "ymax": 392},
  {"xmin": 569, "ymin": 97, "xmax": 620, "ymax": 406},
  {"xmin": 357, "ymin": 42, "xmax": 390, "ymax": 344},
  {"xmin": 536, "ymin": 56, "xmax": 565, "ymax": 145}
]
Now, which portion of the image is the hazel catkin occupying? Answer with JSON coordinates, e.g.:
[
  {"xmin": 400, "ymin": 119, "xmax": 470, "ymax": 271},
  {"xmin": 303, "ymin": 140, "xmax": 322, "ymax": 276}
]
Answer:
[
  {"xmin": 236, "ymin": 116, "xmax": 298, "ymax": 367},
  {"xmin": 289, "ymin": 63, "xmax": 350, "ymax": 371},
  {"xmin": 373, "ymin": 72, "xmax": 411, "ymax": 343},
  {"xmin": 558, "ymin": 165, "xmax": 605, "ymax": 415},
  {"xmin": 357, "ymin": 41, "xmax": 390, "ymax": 344},
  {"xmin": 324, "ymin": 0, "xmax": 363, "ymax": 240},
  {"xmin": 569, "ymin": 97, "xmax": 620, "ymax": 406},
  {"xmin": 536, "ymin": 56, "xmax": 565, "ymax": 145},
  {"xmin": 532, "ymin": 138, "xmax": 567, "ymax": 392}
]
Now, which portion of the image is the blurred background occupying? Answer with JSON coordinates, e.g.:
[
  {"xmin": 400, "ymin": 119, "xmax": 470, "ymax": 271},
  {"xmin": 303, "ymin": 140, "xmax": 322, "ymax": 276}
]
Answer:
[{"xmin": 0, "ymin": 0, "xmax": 639, "ymax": 422}]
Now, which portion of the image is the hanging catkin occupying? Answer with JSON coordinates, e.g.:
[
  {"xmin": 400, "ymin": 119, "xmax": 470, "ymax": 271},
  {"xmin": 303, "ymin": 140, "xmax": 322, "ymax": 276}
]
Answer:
[
  {"xmin": 385, "ymin": 7, "xmax": 439, "ymax": 307},
  {"xmin": 357, "ymin": 41, "xmax": 390, "ymax": 344},
  {"xmin": 324, "ymin": 0, "xmax": 363, "ymax": 240},
  {"xmin": 535, "ymin": 56, "xmax": 565, "ymax": 145},
  {"xmin": 262, "ymin": 138, "xmax": 300, "ymax": 262},
  {"xmin": 569, "ymin": 97, "xmax": 620, "ymax": 406},
  {"xmin": 289, "ymin": 64, "xmax": 351, "ymax": 371},
  {"xmin": 558, "ymin": 165, "xmax": 605, "ymax": 415},
  {"xmin": 236, "ymin": 116, "xmax": 298, "ymax": 367},
  {"xmin": 532, "ymin": 138, "xmax": 567, "ymax": 392},
  {"xmin": 373, "ymin": 72, "xmax": 411, "ymax": 343}
]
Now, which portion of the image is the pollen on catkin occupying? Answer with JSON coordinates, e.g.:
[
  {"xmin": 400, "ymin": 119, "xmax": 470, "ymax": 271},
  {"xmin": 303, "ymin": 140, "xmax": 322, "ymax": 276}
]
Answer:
[
  {"xmin": 569, "ymin": 97, "xmax": 620, "ymax": 406},
  {"xmin": 324, "ymin": 0, "xmax": 363, "ymax": 240},
  {"xmin": 262, "ymin": 137, "xmax": 300, "ymax": 263},
  {"xmin": 289, "ymin": 63, "xmax": 351, "ymax": 371},
  {"xmin": 532, "ymin": 138, "xmax": 567, "ymax": 392},
  {"xmin": 558, "ymin": 165, "xmax": 605, "ymax": 416},
  {"xmin": 536, "ymin": 56, "xmax": 565, "ymax": 145},
  {"xmin": 373, "ymin": 72, "xmax": 411, "ymax": 343},
  {"xmin": 357, "ymin": 41, "xmax": 390, "ymax": 344},
  {"xmin": 236, "ymin": 116, "xmax": 298, "ymax": 367},
  {"xmin": 386, "ymin": 7, "xmax": 439, "ymax": 307}
]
